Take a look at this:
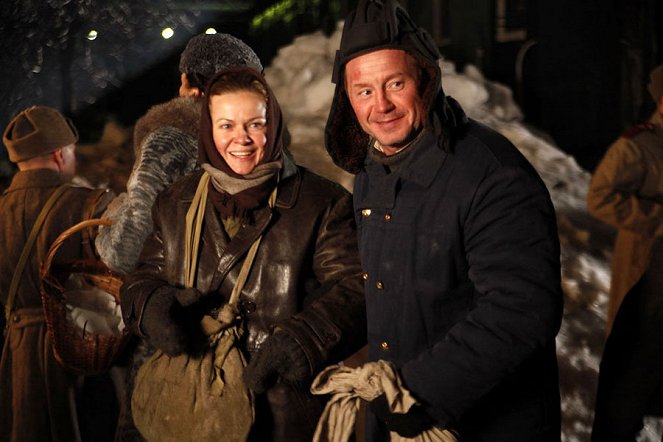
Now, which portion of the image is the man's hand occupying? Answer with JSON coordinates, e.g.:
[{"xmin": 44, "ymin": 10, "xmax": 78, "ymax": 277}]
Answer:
[
  {"xmin": 243, "ymin": 330, "xmax": 310, "ymax": 393},
  {"xmin": 369, "ymin": 394, "xmax": 435, "ymax": 438}
]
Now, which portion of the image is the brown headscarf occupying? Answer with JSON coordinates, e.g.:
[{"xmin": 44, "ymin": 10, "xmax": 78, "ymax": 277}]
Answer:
[{"xmin": 199, "ymin": 67, "xmax": 289, "ymax": 218}]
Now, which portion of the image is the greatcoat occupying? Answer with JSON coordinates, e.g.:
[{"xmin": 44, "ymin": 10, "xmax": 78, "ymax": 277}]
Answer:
[
  {"xmin": 587, "ymin": 111, "xmax": 663, "ymax": 333},
  {"xmin": 0, "ymin": 169, "xmax": 113, "ymax": 442}
]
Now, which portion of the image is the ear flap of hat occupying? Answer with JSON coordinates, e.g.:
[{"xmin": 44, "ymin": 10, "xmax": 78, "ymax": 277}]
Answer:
[{"xmin": 324, "ymin": 86, "xmax": 370, "ymax": 174}]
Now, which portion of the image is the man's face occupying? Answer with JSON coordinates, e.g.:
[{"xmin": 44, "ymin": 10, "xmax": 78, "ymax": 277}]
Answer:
[{"xmin": 345, "ymin": 49, "xmax": 425, "ymax": 155}]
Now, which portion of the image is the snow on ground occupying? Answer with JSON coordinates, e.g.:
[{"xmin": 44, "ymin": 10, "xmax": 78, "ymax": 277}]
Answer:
[{"xmin": 266, "ymin": 22, "xmax": 661, "ymax": 441}]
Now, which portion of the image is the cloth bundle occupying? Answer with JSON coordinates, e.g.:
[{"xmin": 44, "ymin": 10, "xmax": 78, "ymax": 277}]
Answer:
[
  {"xmin": 310, "ymin": 360, "xmax": 457, "ymax": 442},
  {"xmin": 131, "ymin": 306, "xmax": 254, "ymax": 442},
  {"xmin": 64, "ymin": 273, "xmax": 124, "ymax": 336}
]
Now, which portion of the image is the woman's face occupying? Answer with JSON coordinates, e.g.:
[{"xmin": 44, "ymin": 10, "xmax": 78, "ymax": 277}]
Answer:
[{"xmin": 209, "ymin": 90, "xmax": 268, "ymax": 175}]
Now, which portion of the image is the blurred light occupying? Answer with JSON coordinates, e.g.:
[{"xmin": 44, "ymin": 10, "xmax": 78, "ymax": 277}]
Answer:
[
  {"xmin": 86, "ymin": 30, "xmax": 98, "ymax": 41},
  {"xmin": 205, "ymin": 28, "xmax": 217, "ymax": 35},
  {"xmin": 162, "ymin": 28, "xmax": 174, "ymax": 39}
]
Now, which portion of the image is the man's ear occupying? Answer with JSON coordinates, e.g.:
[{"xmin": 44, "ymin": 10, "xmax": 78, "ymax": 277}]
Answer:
[
  {"xmin": 179, "ymin": 73, "xmax": 202, "ymax": 97},
  {"xmin": 52, "ymin": 148, "xmax": 64, "ymax": 170}
]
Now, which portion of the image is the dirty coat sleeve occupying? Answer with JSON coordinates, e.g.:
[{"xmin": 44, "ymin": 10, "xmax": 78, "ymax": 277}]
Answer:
[{"xmin": 587, "ymin": 136, "xmax": 663, "ymax": 236}]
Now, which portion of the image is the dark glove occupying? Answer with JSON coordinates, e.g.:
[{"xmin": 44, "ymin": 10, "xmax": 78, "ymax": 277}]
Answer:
[
  {"xmin": 174, "ymin": 287, "xmax": 203, "ymax": 307},
  {"xmin": 140, "ymin": 287, "xmax": 202, "ymax": 356},
  {"xmin": 369, "ymin": 394, "xmax": 435, "ymax": 438},
  {"xmin": 243, "ymin": 330, "xmax": 310, "ymax": 394}
]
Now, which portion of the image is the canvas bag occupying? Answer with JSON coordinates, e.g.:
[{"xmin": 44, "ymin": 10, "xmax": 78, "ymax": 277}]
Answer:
[{"xmin": 132, "ymin": 172, "xmax": 274, "ymax": 441}]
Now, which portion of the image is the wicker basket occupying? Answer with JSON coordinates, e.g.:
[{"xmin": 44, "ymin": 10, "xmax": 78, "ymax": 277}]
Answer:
[{"xmin": 40, "ymin": 218, "xmax": 129, "ymax": 374}]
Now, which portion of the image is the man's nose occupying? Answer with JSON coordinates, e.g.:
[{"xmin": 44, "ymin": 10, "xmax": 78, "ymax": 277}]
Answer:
[{"xmin": 375, "ymin": 92, "xmax": 395, "ymax": 112}]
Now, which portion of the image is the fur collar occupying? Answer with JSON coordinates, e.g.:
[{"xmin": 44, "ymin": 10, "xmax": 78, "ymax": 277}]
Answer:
[{"xmin": 133, "ymin": 96, "xmax": 202, "ymax": 158}]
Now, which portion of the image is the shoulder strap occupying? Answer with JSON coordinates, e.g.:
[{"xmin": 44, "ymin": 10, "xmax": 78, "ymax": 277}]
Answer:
[
  {"xmin": 185, "ymin": 172, "xmax": 211, "ymax": 288},
  {"xmin": 5, "ymin": 184, "xmax": 70, "ymax": 323},
  {"xmin": 227, "ymin": 185, "xmax": 278, "ymax": 306}
]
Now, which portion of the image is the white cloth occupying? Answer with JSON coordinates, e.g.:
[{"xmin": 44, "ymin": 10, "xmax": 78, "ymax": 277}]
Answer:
[
  {"xmin": 310, "ymin": 360, "xmax": 457, "ymax": 442},
  {"xmin": 64, "ymin": 274, "xmax": 124, "ymax": 336}
]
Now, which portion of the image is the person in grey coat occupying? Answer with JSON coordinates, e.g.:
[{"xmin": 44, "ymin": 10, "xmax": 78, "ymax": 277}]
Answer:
[{"xmin": 323, "ymin": 1, "xmax": 564, "ymax": 440}]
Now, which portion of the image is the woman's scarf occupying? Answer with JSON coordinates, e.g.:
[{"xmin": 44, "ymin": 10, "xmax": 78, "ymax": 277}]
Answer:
[{"xmin": 198, "ymin": 67, "xmax": 289, "ymax": 218}]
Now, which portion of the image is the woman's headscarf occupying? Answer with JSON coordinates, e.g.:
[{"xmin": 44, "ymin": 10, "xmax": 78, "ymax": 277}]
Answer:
[{"xmin": 198, "ymin": 66, "xmax": 289, "ymax": 218}]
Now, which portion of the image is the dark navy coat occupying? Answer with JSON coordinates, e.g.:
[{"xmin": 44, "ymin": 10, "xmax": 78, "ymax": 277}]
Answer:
[{"xmin": 354, "ymin": 121, "xmax": 563, "ymax": 441}]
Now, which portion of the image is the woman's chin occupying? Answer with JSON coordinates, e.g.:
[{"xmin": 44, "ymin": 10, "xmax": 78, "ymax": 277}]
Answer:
[{"xmin": 229, "ymin": 163, "xmax": 257, "ymax": 176}]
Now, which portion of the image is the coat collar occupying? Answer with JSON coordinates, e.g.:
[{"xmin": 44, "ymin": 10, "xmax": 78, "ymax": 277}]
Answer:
[
  {"xmin": 650, "ymin": 111, "xmax": 663, "ymax": 139},
  {"xmin": 360, "ymin": 130, "xmax": 447, "ymax": 209},
  {"xmin": 3, "ymin": 169, "xmax": 66, "ymax": 195},
  {"xmin": 274, "ymin": 152, "xmax": 300, "ymax": 209},
  {"xmin": 181, "ymin": 155, "xmax": 301, "ymax": 209}
]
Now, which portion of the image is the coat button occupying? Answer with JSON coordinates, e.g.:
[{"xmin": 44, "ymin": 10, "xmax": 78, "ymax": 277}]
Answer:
[
  {"xmin": 362, "ymin": 272, "xmax": 369, "ymax": 281},
  {"xmin": 380, "ymin": 341, "xmax": 390, "ymax": 351},
  {"xmin": 376, "ymin": 281, "xmax": 383, "ymax": 289},
  {"xmin": 361, "ymin": 209, "xmax": 372, "ymax": 217},
  {"xmin": 384, "ymin": 213, "xmax": 391, "ymax": 222},
  {"xmin": 240, "ymin": 301, "xmax": 257, "ymax": 314}
]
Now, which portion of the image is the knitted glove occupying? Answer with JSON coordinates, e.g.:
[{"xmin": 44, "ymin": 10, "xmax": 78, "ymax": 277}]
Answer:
[
  {"xmin": 243, "ymin": 330, "xmax": 310, "ymax": 393},
  {"xmin": 141, "ymin": 287, "xmax": 202, "ymax": 356},
  {"xmin": 369, "ymin": 394, "xmax": 435, "ymax": 438}
]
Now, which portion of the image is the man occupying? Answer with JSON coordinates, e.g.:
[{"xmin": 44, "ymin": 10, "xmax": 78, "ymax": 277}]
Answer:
[
  {"xmin": 96, "ymin": 32, "xmax": 263, "ymax": 274},
  {"xmin": 0, "ymin": 105, "xmax": 114, "ymax": 441},
  {"xmin": 324, "ymin": 1, "xmax": 564, "ymax": 440},
  {"xmin": 93, "ymin": 33, "xmax": 265, "ymax": 441},
  {"xmin": 588, "ymin": 64, "xmax": 663, "ymax": 441}
]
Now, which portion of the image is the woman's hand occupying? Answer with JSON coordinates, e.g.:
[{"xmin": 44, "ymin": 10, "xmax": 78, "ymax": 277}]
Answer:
[
  {"xmin": 243, "ymin": 330, "xmax": 310, "ymax": 393},
  {"xmin": 140, "ymin": 286, "xmax": 203, "ymax": 355}
]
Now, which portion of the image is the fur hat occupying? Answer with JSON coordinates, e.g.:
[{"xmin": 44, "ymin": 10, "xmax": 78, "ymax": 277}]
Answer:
[
  {"xmin": 179, "ymin": 33, "xmax": 263, "ymax": 89},
  {"xmin": 648, "ymin": 64, "xmax": 663, "ymax": 103},
  {"xmin": 3, "ymin": 105, "xmax": 79, "ymax": 163},
  {"xmin": 330, "ymin": 0, "xmax": 441, "ymax": 85}
]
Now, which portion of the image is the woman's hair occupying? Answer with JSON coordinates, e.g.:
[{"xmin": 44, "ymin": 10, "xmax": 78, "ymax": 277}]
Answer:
[{"xmin": 207, "ymin": 71, "xmax": 268, "ymax": 104}]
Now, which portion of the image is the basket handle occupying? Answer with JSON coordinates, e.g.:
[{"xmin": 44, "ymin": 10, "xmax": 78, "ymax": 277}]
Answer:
[{"xmin": 41, "ymin": 218, "xmax": 112, "ymax": 281}]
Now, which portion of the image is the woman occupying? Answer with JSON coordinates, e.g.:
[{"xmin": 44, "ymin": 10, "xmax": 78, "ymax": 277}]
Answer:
[{"xmin": 120, "ymin": 67, "xmax": 366, "ymax": 441}]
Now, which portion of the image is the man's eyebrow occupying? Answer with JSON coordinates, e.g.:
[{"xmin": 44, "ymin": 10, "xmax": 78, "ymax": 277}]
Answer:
[{"xmin": 350, "ymin": 73, "xmax": 408, "ymax": 88}]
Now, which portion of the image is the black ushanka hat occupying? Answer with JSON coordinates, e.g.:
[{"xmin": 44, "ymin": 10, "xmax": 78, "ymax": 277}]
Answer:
[{"xmin": 324, "ymin": 0, "xmax": 465, "ymax": 174}]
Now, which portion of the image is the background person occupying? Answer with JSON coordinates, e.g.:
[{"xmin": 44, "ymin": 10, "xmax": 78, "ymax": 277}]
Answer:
[
  {"xmin": 588, "ymin": 63, "xmax": 663, "ymax": 441},
  {"xmin": 0, "ymin": 105, "xmax": 115, "ymax": 441}
]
